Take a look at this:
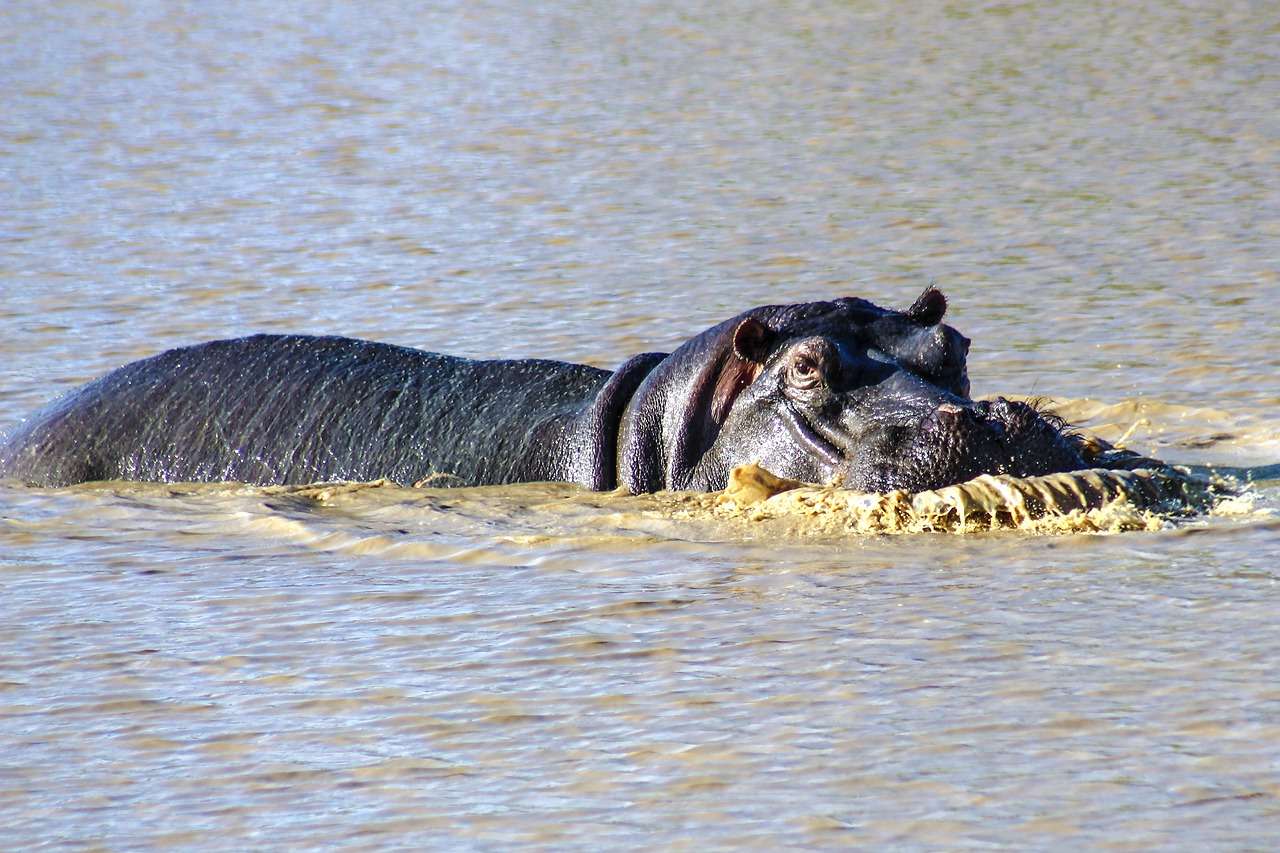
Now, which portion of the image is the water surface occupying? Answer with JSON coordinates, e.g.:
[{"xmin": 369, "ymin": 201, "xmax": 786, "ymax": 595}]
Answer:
[{"xmin": 2, "ymin": 0, "xmax": 1279, "ymax": 847}]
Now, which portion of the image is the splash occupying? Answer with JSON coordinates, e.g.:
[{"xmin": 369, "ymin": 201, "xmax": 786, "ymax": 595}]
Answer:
[
  {"xmin": 698, "ymin": 462, "xmax": 1225, "ymax": 535},
  {"xmin": 181, "ymin": 459, "xmax": 1245, "ymax": 542}
]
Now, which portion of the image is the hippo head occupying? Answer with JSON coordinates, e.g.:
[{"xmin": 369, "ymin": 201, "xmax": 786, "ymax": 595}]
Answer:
[{"xmin": 616, "ymin": 289, "xmax": 1087, "ymax": 493}]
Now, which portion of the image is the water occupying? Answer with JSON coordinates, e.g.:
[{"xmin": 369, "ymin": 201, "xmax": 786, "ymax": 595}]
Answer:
[{"xmin": 2, "ymin": 0, "xmax": 1279, "ymax": 847}]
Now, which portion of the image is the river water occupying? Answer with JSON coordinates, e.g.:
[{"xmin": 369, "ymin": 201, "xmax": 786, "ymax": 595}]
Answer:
[{"xmin": 2, "ymin": 0, "xmax": 1279, "ymax": 848}]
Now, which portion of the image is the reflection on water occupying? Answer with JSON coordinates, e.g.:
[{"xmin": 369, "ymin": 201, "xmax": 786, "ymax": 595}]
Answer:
[{"xmin": 1, "ymin": 0, "xmax": 1278, "ymax": 847}]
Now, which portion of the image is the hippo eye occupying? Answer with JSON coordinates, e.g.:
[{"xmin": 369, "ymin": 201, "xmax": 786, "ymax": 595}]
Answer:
[{"xmin": 787, "ymin": 355, "xmax": 822, "ymax": 390}]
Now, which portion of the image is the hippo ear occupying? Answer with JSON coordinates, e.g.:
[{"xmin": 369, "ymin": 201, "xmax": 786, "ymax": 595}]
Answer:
[
  {"xmin": 711, "ymin": 319, "xmax": 772, "ymax": 424},
  {"xmin": 732, "ymin": 317, "xmax": 773, "ymax": 363},
  {"xmin": 906, "ymin": 286, "xmax": 947, "ymax": 326},
  {"xmin": 619, "ymin": 312, "xmax": 780, "ymax": 492}
]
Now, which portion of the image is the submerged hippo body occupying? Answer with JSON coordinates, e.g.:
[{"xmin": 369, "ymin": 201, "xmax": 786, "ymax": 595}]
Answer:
[{"xmin": 0, "ymin": 290, "xmax": 1089, "ymax": 492}]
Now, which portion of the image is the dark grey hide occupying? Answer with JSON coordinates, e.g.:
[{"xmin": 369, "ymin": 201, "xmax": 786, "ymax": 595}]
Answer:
[{"xmin": 0, "ymin": 290, "xmax": 1088, "ymax": 492}]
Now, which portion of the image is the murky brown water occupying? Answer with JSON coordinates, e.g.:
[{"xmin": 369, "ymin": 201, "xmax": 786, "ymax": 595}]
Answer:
[{"xmin": 2, "ymin": 0, "xmax": 1279, "ymax": 847}]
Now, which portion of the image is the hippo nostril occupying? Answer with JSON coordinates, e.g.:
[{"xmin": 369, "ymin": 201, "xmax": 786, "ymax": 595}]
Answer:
[{"xmin": 933, "ymin": 402, "xmax": 965, "ymax": 426}]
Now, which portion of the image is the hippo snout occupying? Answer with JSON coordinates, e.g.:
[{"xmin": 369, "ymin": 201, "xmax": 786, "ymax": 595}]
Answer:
[
  {"xmin": 845, "ymin": 397, "xmax": 1087, "ymax": 494},
  {"xmin": 922, "ymin": 398, "xmax": 1084, "ymax": 488}
]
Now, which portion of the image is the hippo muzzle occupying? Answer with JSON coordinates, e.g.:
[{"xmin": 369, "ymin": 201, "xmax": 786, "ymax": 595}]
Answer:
[{"xmin": 844, "ymin": 396, "xmax": 1087, "ymax": 493}]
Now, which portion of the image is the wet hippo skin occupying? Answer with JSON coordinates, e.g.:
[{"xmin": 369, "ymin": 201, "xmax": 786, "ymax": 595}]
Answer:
[{"xmin": 0, "ymin": 289, "xmax": 1089, "ymax": 492}]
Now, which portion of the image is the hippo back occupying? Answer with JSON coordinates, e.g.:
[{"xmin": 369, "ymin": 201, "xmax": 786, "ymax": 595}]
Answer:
[{"xmin": 0, "ymin": 335, "xmax": 612, "ymax": 487}]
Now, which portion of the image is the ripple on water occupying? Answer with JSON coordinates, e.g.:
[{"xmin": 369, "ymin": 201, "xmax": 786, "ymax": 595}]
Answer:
[{"xmin": 3, "ymin": 0, "xmax": 1280, "ymax": 847}]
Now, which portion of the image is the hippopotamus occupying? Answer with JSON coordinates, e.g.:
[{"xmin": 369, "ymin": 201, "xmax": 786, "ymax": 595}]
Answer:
[{"xmin": 0, "ymin": 289, "xmax": 1091, "ymax": 493}]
